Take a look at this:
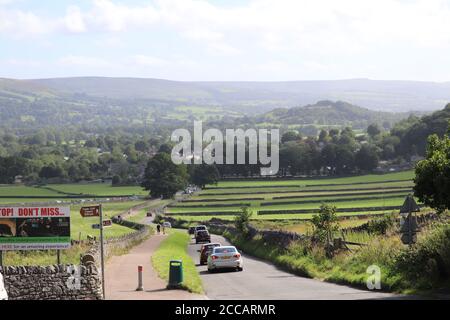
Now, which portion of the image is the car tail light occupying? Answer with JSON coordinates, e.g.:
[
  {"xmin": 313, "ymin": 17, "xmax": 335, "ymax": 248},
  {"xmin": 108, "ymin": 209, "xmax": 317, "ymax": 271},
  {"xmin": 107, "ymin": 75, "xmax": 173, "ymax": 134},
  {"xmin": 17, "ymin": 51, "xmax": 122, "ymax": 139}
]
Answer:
[
  {"xmin": 211, "ymin": 255, "xmax": 219, "ymax": 260},
  {"xmin": 233, "ymin": 253, "xmax": 241, "ymax": 259}
]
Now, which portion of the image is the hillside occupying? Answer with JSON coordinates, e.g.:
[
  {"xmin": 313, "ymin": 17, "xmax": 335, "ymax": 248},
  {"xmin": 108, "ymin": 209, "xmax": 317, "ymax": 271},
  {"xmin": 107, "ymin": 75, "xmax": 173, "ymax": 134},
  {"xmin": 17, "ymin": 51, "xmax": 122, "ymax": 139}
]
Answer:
[
  {"xmin": 258, "ymin": 100, "xmax": 408, "ymax": 129},
  {"xmin": 1, "ymin": 77, "xmax": 448, "ymax": 132},
  {"xmin": 0, "ymin": 78, "xmax": 56, "ymax": 102},
  {"xmin": 27, "ymin": 77, "xmax": 450, "ymax": 113}
]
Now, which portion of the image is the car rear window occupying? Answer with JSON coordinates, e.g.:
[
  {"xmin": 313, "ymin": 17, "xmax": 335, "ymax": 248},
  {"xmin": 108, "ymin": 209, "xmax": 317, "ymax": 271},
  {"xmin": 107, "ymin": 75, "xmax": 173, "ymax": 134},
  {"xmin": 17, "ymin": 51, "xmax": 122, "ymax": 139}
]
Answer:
[
  {"xmin": 196, "ymin": 226, "xmax": 207, "ymax": 231},
  {"xmin": 214, "ymin": 247, "xmax": 237, "ymax": 254},
  {"xmin": 198, "ymin": 230, "xmax": 209, "ymax": 235}
]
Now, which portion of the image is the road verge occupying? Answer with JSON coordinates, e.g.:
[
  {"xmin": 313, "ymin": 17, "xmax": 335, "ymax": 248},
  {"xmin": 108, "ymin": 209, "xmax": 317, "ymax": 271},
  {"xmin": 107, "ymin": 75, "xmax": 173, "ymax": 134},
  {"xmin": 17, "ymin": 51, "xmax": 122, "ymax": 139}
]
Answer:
[{"xmin": 151, "ymin": 230, "xmax": 203, "ymax": 294}]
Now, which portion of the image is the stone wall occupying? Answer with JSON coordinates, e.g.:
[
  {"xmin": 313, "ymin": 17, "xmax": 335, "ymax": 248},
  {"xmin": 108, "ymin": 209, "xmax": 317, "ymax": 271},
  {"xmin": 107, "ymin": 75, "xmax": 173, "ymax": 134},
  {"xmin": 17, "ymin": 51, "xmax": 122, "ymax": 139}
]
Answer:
[
  {"xmin": 166, "ymin": 216, "xmax": 306, "ymax": 248},
  {"xmin": 0, "ymin": 264, "xmax": 102, "ymax": 300}
]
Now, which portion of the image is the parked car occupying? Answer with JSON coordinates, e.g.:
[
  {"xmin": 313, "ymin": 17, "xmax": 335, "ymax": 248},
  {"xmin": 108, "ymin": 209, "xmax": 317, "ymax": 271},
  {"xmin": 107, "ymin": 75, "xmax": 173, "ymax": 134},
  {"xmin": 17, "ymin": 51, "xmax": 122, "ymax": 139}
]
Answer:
[
  {"xmin": 194, "ymin": 225, "xmax": 207, "ymax": 237},
  {"xmin": 188, "ymin": 226, "xmax": 196, "ymax": 235},
  {"xmin": 199, "ymin": 243, "xmax": 221, "ymax": 265},
  {"xmin": 0, "ymin": 272, "xmax": 8, "ymax": 300},
  {"xmin": 163, "ymin": 222, "xmax": 172, "ymax": 229},
  {"xmin": 208, "ymin": 246, "xmax": 243, "ymax": 272},
  {"xmin": 195, "ymin": 230, "xmax": 211, "ymax": 244}
]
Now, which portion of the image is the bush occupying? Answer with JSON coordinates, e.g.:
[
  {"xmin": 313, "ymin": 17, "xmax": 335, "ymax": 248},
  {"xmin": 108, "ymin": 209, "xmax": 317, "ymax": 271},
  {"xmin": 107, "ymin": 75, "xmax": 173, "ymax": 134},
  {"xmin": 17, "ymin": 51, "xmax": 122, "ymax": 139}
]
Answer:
[
  {"xmin": 366, "ymin": 213, "xmax": 397, "ymax": 235},
  {"xmin": 234, "ymin": 207, "xmax": 252, "ymax": 235},
  {"xmin": 311, "ymin": 204, "xmax": 340, "ymax": 245},
  {"xmin": 393, "ymin": 223, "xmax": 450, "ymax": 289}
]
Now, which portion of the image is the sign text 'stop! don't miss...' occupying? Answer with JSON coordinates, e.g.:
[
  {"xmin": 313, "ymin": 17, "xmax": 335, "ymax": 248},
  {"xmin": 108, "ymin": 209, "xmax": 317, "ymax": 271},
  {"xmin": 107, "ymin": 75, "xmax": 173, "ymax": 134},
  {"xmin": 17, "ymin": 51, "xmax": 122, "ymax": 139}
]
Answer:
[{"xmin": 0, "ymin": 207, "xmax": 69, "ymax": 218}]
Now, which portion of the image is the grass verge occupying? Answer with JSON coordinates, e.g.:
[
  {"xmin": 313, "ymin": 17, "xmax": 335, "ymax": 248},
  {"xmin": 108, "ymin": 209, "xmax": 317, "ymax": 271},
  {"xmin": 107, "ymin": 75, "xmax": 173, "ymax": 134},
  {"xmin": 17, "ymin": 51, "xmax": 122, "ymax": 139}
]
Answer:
[
  {"xmin": 151, "ymin": 230, "xmax": 203, "ymax": 294},
  {"xmin": 217, "ymin": 220, "xmax": 450, "ymax": 295}
]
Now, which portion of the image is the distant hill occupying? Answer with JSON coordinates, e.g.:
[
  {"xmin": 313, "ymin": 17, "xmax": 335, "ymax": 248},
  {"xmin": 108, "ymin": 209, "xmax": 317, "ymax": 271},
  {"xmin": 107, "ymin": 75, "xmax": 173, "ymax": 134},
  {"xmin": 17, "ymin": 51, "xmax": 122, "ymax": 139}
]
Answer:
[
  {"xmin": 0, "ymin": 77, "xmax": 448, "ymax": 132},
  {"xmin": 24, "ymin": 77, "xmax": 450, "ymax": 113},
  {"xmin": 0, "ymin": 78, "xmax": 55, "ymax": 102},
  {"xmin": 258, "ymin": 100, "xmax": 408, "ymax": 129}
]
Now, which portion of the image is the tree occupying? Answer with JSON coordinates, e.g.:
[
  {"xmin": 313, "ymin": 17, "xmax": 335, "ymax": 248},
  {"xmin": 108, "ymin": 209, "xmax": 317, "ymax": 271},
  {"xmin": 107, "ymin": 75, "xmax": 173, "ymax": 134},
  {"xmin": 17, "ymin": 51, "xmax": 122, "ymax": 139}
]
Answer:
[
  {"xmin": 190, "ymin": 164, "xmax": 220, "ymax": 188},
  {"xmin": 367, "ymin": 123, "xmax": 381, "ymax": 138},
  {"xmin": 141, "ymin": 153, "xmax": 188, "ymax": 199},
  {"xmin": 281, "ymin": 131, "xmax": 302, "ymax": 143},
  {"xmin": 0, "ymin": 156, "xmax": 30, "ymax": 183},
  {"xmin": 414, "ymin": 134, "xmax": 450, "ymax": 214},
  {"xmin": 235, "ymin": 207, "xmax": 252, "ymax": 235},
  {"xmin": 355, "ymin": 145, "xmax": 379, "ymax": 172},
  {"xmin": 39, "ymin": 165, "xmax": 65, "ymax": 179},
  {"xmin": 311, "ymin": 204, "xmax": 340, "ymax": 246},
  {"xmin": 112, "ymin": 175, "xmax": 122, "ymax": 186}
]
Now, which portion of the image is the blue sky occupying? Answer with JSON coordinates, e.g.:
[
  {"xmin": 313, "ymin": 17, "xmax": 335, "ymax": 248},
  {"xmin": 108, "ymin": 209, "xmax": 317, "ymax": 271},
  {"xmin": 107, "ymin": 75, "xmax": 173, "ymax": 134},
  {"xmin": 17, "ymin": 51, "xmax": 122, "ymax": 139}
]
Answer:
[{"xmin": 1, "ymin": 0, "xmax": 450, "ymax": 81}]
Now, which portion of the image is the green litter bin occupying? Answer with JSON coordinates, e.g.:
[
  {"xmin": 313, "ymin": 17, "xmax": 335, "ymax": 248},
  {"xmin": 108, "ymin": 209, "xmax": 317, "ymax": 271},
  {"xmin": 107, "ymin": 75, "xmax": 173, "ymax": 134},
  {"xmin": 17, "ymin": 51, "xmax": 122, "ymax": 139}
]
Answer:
[{"xmin": 168, "ymin": 260, "xmax": 184, "ymax": 289}]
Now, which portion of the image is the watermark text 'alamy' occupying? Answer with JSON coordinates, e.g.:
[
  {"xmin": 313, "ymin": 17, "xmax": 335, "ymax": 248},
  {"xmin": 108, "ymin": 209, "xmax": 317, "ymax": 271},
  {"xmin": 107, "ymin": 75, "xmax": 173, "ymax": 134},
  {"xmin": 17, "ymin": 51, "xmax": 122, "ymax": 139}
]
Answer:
[{"xmin": 171, "ymin": 121, "xmax": 280, "ymax": 176}]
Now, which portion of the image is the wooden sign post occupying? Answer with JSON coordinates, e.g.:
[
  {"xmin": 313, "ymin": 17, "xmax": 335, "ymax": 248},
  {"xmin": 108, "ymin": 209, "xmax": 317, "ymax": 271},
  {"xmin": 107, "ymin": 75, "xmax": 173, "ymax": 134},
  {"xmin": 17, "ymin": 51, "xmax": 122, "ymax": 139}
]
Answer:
[
  {"xmin": 80, "ymin": 204, "xmax": 106, "ymax": 300},
  {"xmin": 400, "ymin": 195, "xmax": 421, "ymax": 246}
]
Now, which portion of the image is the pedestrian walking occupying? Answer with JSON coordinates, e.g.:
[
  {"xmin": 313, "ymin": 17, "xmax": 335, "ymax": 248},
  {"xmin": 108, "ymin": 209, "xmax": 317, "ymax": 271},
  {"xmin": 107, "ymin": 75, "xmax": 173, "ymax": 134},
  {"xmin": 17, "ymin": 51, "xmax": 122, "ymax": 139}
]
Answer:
[{"xmin": 156, "ymin": 224, "xmax": 161, "ymax": 234}]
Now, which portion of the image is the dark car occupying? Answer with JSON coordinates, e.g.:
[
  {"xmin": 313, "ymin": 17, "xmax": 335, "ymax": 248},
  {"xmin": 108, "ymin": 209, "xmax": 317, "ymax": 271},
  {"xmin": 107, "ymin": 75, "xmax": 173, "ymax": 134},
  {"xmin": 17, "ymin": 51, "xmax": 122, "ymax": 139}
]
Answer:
[
  {"xmin": 196, "ymin": 230, "xmax": 211, "ymax": 244},
  {"xmin": 188, "ymin": 227, "xmax": 196, "ymax": 235},
  {"xmin": 194, "ymin": 225, "xmax": 207, "ymax": 237},
  {"xmin": 199, "ymin": 243, "xmax": 221, "ymax": 265}
]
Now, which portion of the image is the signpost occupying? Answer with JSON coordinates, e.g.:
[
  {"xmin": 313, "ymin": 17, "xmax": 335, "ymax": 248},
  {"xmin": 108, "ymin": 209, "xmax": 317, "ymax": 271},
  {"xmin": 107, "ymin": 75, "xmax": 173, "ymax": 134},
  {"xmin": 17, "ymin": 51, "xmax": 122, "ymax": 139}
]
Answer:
[
  {"xmin": 80, "ymin": 204, "xmax": 106, "ymax": 300},
  {"xmin": 92, "ymin": 219, "xmax": 112, "ymax": 230},
  {"xmin": 80, "ymin": 206, "xmax": 100, "ymax": 218},
  {"xmin": 399, "ymin": 195, "xmax": 421, "ymax": 245}
]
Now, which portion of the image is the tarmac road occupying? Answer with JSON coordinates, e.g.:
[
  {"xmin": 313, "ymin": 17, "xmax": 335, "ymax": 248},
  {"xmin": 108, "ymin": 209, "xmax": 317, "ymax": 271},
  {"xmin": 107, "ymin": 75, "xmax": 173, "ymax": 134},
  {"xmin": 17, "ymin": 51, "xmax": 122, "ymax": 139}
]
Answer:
[{"xmin": 187, "ymin": 234, "xmax": 403, "ymax": 300}]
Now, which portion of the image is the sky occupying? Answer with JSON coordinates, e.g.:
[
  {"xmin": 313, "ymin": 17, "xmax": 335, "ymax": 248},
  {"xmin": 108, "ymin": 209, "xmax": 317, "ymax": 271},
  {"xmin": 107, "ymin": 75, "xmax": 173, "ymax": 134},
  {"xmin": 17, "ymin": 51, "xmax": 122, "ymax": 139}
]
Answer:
[{"xmin": 1, "ymin": 0, "xmax": 450, "ymax": 81}]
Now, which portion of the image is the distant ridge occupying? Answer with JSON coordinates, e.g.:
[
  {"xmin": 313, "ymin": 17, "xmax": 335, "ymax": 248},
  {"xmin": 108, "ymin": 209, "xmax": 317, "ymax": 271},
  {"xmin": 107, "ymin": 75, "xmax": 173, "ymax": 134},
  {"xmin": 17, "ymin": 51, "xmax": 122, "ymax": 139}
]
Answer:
[{"xmin": 1, "ymin": 77, "xmax": 450, "ymax": 112}]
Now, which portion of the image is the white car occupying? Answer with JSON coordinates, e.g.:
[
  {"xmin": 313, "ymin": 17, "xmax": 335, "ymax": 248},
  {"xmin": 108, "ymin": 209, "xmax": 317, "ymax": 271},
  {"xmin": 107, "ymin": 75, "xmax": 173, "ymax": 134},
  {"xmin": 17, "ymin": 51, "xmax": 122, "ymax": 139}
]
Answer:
[
  {"xmin": 207, "ymin": 246, "xmax": 244, "ymax": 272},
  {"xmin": 163, "ymin": 222, "xmax": 172, "ymax": 228},
  {"xmin": 0, "ymin": 272, "xmax": 8, "ymax": 300}
]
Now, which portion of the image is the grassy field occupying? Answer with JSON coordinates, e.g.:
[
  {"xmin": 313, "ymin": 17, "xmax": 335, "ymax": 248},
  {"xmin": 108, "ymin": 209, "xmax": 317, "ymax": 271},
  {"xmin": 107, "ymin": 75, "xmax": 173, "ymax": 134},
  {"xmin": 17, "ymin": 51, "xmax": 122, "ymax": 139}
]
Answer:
[
  {"xmin": 151, "ymin": 230, "xmax": 203, "ymax": 294},
  {"xmin": 0, "ymin": 185, "xmax": 60, "ymax": 197},
  {"xmin": 209, "ymin": 171, "xmax": 414, "ymax": 188},
  {"xmin": 169, "ymin": 211, "xmax": 388, "ymax": 222},
  {"xmin": 0, "ymin": 183, "xmax": 148, "ymax": 200},
  {"xmin": 70, "ymin": 201, "xmax": 149, "ymax": 240},
  {"xmin": 49, "ymin": 184, "xmax": 147, "ymax": 196},
  {"xmin": 124, "ymin": 200, "xmax": 172, "ymax": 224},
  {"xmin": 166, "ymin": 170, "xmax": 416, "ymax": 222}
]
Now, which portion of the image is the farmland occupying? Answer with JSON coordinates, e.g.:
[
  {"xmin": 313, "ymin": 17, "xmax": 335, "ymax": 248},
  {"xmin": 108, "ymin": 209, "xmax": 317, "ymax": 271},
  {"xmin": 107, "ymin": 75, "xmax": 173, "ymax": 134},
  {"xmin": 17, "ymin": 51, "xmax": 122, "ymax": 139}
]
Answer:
[{"xmin": 166, "ymin": 170, "xmax": 417, "ymax": 222}]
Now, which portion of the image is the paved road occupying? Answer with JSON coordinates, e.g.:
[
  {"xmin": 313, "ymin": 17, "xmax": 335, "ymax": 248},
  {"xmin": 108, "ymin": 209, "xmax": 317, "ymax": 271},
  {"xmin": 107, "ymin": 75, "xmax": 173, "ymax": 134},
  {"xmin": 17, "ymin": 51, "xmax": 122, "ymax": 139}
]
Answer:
[
  {"xmin": 105, "ymin": 203, "xmax": 205, "ymax": 300},
  {"xmin": 188, "ymin": 234, "xmax": 402, "ymax": 300},
  {"xmin": 105, "ymin": 232, "xmax": 206, "ymax": 300}
]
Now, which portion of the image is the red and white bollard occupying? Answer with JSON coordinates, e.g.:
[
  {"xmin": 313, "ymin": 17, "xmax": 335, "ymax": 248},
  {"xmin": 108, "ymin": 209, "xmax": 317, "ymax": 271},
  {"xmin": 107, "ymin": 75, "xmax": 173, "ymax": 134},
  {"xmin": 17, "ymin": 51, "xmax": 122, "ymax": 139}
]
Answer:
[{"xmin": 136, "ymin": 265, "xmax": 144, "ymax": 292}]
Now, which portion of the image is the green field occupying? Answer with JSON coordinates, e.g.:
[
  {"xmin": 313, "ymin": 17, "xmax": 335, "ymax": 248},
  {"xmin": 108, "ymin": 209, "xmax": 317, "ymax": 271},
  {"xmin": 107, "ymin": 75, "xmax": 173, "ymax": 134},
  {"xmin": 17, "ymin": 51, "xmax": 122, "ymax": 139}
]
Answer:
[
  {"xmin": 166, "ymin": 171, "xmax": 417, "ymax": 222},
  {"xmin": 49, "ymin": 184, "xmax": 147, "ymax": 196},
  {"xmin": 70, "ymin": 201, "xmax": 148, "ymax": 240},
  {"xmin": 0, "ymin": 183, "xmax": 147, "ymax": 198},
  {"xmin": 208, "ymin": 171, "xmax": 414, "ymax": 188},
  {"xmin": 0, "ymin": 185, "xmax": 60, "ymax": 197}
]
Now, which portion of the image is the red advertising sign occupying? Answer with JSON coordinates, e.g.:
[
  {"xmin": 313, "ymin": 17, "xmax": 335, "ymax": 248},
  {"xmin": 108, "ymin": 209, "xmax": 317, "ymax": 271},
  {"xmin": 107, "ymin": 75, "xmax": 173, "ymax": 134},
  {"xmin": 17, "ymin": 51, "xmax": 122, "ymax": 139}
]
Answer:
[
  {"xmin": 0, "ymin": 206, "xmax": 71, "ymax": 251},
  {"xmin": 80, "ymin": 206, "xmax": 100, "ymax": 218}
]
